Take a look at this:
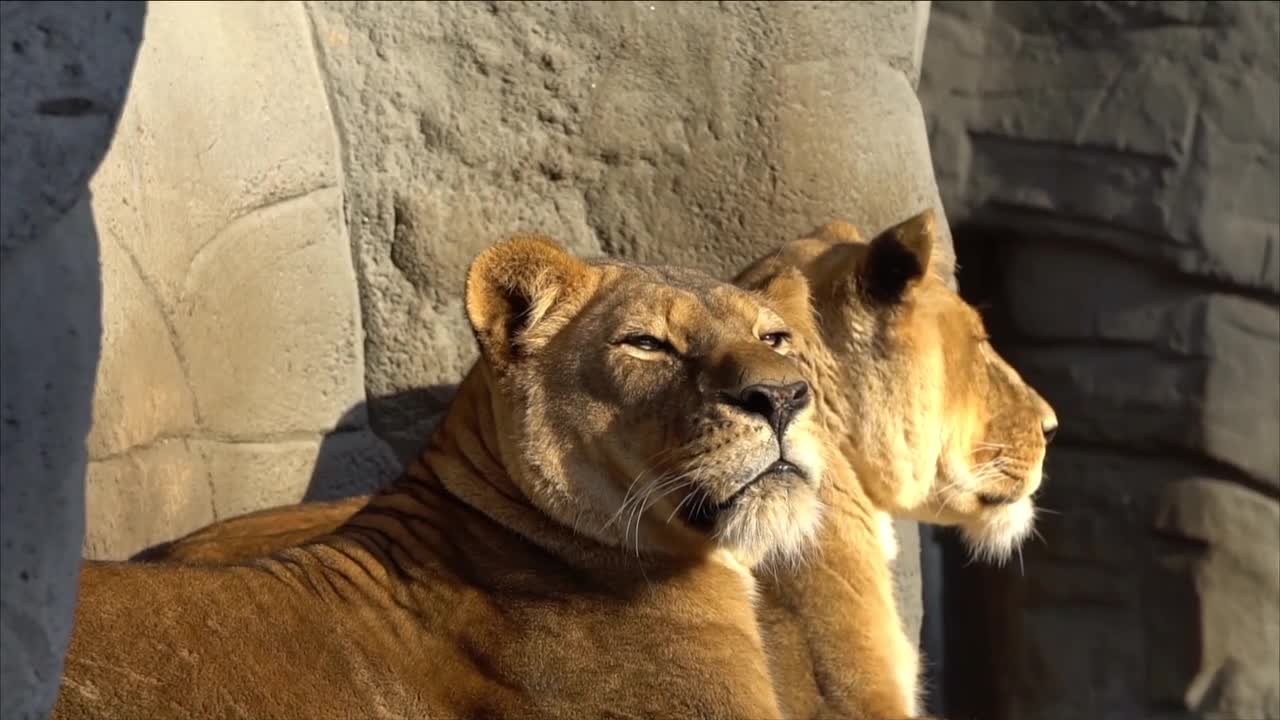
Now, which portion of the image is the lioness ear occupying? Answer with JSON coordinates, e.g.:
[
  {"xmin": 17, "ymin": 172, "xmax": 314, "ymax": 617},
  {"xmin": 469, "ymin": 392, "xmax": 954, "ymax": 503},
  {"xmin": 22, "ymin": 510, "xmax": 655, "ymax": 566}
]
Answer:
[
  {"xmin": 756, "ymin": 268, "xmax": 816, "ymax": 336},
  {"xmin": 858, "ymin": 209, "xmax": 936, "ymax": 304},
  {"xmin": 464, "ymin": 234, "xmax": 591, "ymax": 367}
]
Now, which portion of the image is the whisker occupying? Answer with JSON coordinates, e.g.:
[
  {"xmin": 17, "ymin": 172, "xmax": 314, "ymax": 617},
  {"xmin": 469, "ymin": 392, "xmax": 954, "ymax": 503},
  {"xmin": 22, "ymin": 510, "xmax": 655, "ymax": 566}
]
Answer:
[
  {"xmin": 628, "ymin": 468, "xmax": 702, "ymax": 556},
  {"xmin": 606, "ymin": 445, "xmax": 693, "ymax": 531}
]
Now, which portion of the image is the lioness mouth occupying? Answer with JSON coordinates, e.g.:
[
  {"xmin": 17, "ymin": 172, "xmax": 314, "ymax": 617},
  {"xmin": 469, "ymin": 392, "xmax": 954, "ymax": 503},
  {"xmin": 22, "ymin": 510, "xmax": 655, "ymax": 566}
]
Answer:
[
  {"xmin": 682, "ymin": 460, "xmax": 806, "ymax": 531},
  {"xmin": 977, "ymin": 492, "xmax": 1018, "ymax": 507}
]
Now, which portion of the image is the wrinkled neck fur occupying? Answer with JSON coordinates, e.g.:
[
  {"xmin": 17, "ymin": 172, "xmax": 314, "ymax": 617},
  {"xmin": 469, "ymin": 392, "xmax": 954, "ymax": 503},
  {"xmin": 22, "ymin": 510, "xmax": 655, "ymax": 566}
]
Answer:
[
  {"xmin": 392, "ymin": 363, "xmax": 676, "ymax": 574},
  {"xmin": 797, "ymin": 334, "xmax": 858, "ymax": 466},
  {"xmin": 796, "ymin": 326, "xmax": 911, "ymax": 515},
  {"xmin": 422, "ymin": 364, "xmax": 528, "ymax": 515}
]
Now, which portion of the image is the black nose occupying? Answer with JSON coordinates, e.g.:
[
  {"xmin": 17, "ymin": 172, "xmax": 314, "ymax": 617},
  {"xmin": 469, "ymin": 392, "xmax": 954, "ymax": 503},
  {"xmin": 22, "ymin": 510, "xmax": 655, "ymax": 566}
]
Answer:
[
  {"xmin": 730, "ymin": 381, "xmax": 811, "ymax": 435},
  {"xmin": 1042, "ymin": 420, "xmax": 1058, "ymax": 445}
]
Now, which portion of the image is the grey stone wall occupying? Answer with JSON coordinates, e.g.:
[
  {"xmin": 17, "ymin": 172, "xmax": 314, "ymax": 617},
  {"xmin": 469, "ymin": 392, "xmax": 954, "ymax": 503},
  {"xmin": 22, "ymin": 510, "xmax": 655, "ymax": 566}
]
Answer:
[
  {"xmin": 79, "ymin": 0, "xmax": 398, "ymax": 562},
  {"xmin": 919, "ymin": 2, "xmax": 1279, "ymax": 719},
  {"xmin": 304, "ymin": 0, "xmax": 950, "ymax": 456}
]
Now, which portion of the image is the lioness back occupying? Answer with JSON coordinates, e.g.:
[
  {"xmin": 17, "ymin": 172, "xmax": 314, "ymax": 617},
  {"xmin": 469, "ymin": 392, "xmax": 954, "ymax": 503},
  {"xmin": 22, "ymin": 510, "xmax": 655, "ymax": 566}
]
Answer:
[
  {"xmin": 131, "ymin": 496, "xmax": 367, "ymax": 564},
  {"xmin": 64, "ymin": 480, "xmax": 772, "ymax": 719}
]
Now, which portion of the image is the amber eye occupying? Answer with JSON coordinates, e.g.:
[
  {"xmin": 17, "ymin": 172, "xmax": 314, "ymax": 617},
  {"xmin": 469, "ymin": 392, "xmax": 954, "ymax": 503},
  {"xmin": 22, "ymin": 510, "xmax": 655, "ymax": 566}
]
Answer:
[
  {"xmin": 761, "ymin": 331, "xmax": 791, "ymax": 349},
  {"xmin": 620, "ymin": 334, "xmax": 672, "ymax": 353}
]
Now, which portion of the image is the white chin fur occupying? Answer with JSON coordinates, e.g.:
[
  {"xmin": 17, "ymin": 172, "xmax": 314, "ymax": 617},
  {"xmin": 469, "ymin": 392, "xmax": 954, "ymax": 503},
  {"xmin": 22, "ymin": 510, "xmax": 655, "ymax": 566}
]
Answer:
[
  {"xmin": 878, "ymin": 512, "xmax": 899, "ymax": 562},
  {"xmin": 959, "ymin": 497, "xmax": 1035, "ymax": 566},
  {"xmin": 716, "ymin": 488, "xmax": 824, "ymax": 570}
]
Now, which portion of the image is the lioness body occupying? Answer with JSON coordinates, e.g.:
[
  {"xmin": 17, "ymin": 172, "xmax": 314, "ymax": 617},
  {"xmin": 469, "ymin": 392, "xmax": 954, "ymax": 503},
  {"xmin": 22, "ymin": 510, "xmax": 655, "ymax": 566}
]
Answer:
[
  {"xmin": 134, "ymin": 465, "xmax": 914, "ymax": 719},
  {"xmin": 58, "ymin": 240, "xmax": 876, "ymax": 719},
  {"xmin": 131, "ymin": 496, "xmax": 366, "ymax": 565},
  {"xmin": 65, "ymin": 418, "xmax": 776, "ymax": 719}
]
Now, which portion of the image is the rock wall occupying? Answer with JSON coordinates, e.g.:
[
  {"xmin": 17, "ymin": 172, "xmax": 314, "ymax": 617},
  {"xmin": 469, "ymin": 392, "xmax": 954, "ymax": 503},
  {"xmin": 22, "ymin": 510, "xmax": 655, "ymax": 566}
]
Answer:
[
  {"xmin": 80, "ymin": 0, "xmax": 398, "ymax": 561},
  {"xmin": 303, "ymin": 0, "xmax": 950, "ymax": 455},
  {"xmin": 919, "ymin": 2, "xmax": 1279, "ymax": 719}
]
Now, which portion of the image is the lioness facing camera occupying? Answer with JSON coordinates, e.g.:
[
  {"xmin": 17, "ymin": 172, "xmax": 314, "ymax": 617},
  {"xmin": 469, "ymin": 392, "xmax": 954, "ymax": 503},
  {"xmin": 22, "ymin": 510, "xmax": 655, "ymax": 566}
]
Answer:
[{"xmin": 57, "ymin": 237, "xmax": 848, "ymax": 719}]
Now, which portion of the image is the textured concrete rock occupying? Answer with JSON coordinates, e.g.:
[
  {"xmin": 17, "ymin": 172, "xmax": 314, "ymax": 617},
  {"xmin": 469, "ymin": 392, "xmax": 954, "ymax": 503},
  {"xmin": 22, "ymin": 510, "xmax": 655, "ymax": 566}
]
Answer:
[
  {"xmin": 203, "ymin": 430, "xmax": 399, "ymax": 520},
  {"xmin": 83, "ymin": 440, "xmax": 213, "ymax": 560},
  {"xmin": 81, "ymin": 1, "xmax": 378, "ymax": 560},
  {"xmin": 990, "ymin": 450, "xmax": 1280, "ymax": 720},
  {"xmin": 920, "ymin": 2, "xmax": 1280, "ymax": 718},
  {"xmin": 89, "ymin": 224, "xmax": 197, "ymax": 458},
  {"xmin": 923, "ymin": 1, "xmax": 1279, "ymax": 294},
  {"xmin": 304, "ymin": 0, "xmax": 951, "ymax": 442},
  {"xmin": 1153, "ymin": 480, "xmax": 1280, "ymax": 719},
  {"xmin": 298, "ymin": 427, "xmax": 403, "ymax": 502},
  {"xmin": 996, "ymin": 242, "xmax": 1278, "ymax": 488},
  {"xmin": 0, "ymin": 2, "xmax": 145, "ymax": 717}
]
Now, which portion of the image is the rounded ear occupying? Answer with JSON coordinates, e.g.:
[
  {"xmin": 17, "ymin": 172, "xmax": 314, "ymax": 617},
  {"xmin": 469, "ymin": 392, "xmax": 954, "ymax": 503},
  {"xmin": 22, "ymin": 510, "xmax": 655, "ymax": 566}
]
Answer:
[
  {"xmin": 858, "ymin": 208, "xmax": 937, "ymax": 305},
  {"xmin": 464, "ymin": 234, "xmax": 591, "ymax": 367},
  {"xmin": 756, "ymin": 267, "xmax": 817, "ymax": 337}
]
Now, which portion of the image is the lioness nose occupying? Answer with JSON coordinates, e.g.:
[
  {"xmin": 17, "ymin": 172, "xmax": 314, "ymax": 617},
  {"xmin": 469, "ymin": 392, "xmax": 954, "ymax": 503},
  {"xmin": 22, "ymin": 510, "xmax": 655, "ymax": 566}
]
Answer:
[
  {"xmin": 1042, "ymin": 419, "xmax": 1058, "ymax": 445},
  {"xmin": 732, "ymin": 381, "xmax": 811, "ymax": 434}
]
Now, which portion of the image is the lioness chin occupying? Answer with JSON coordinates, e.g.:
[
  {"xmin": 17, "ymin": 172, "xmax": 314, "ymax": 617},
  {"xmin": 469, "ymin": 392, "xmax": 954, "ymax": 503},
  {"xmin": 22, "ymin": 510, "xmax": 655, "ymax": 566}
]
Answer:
[{"xmin": 58, "ymin": 238, "xmax": 864, "ymax": 720}]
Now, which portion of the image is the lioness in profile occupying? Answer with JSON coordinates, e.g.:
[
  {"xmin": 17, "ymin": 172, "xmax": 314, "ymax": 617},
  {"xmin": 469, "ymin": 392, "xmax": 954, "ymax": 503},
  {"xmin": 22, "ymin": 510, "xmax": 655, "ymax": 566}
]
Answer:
[
  {"xmin": 136, "ymin": 210, "xmax": 1058, "ymax": 720},
  {"xmin": 738, "ymin": 210, "xmax": 1057, "ymax": 718},
  {"xmin": 57, "ymin": 237, "xmax": 913, "ymax": 719}
]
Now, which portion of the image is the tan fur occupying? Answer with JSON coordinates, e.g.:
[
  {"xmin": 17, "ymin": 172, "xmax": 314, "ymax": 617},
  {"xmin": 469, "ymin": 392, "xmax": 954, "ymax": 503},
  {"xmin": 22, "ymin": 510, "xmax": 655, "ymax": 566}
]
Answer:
[
  {"xmin": 736, "ymin": 210, "xmax": 1058, "ymax": 567},
  {"xmin": 139, "ymin": 211, "xmax": 1055, "ymax": 720},
  {"xmin": 130, "ymin": 497, "xmax": 367, "ymax": 564},
  {"xmin": 158, "ymin": 212, "xmax": 1054, "ymax": 570},
  {"xmin": 56, "ymin": 237, "xmax": 852, "ymax": 719}
]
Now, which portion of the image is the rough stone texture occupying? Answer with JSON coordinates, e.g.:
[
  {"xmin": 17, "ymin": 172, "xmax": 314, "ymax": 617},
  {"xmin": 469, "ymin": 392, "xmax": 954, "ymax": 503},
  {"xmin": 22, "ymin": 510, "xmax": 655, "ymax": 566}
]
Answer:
[
  {"xmin": 988, "ymin": 451, "xmax": 1280, "ymax": 720},
  {"xmin": 0, "ymin": 3, "xmax": 146, "ymax": 717},
  {"xmin": 925, "ymin": 0, "xmax": 1279, "ymax": 294},
  {"xmin": 304, "ymin": 0, "xmax": 951, "ymax": 453},
  {"xmin": 1001, "ymin": 243, "xmax": 1278, "ymax": 490},
  {"xmin": 306, "ymin": 0, "xmax": 946, "ymax": 651},
  {"xmin": 80, "ymin": 1, "xmax": 397, "ymax": 561},
  {"xmin": 919, "ymin": 2, "xmax": 1280, "ymax": 719}
]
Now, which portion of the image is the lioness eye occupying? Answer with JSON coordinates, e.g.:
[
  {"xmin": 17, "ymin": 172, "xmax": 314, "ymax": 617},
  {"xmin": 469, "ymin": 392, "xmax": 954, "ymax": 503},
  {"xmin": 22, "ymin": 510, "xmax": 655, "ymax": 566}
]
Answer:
[
  {"xmin": 620, "ymin": 334, "xmax": 670, "ymax": 352},
  {"xmin": 761, "ymin": 331, "xmax": 790, "ymax": 349}
]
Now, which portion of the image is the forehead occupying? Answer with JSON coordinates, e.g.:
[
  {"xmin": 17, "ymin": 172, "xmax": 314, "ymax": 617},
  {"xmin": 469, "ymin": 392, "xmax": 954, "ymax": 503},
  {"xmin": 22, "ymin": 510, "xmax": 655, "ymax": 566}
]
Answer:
[
  {"xmin": 915, "ymin": 279, "xmax": 987, "ymax": 341},
  {"xmin": 591, "ymin": 261, "xmax": 774, "ymax": 332}
]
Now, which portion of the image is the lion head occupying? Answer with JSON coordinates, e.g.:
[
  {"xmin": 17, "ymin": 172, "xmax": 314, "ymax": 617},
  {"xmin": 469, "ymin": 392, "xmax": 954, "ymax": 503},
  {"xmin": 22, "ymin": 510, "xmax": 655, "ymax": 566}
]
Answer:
[
  {"xmin": 735, "ymin": 210, "xmax": 1058, "ymax": 564},
  {"xmin": 464, "ymin": 236, "xmax": 826, "ymax": 567}
]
